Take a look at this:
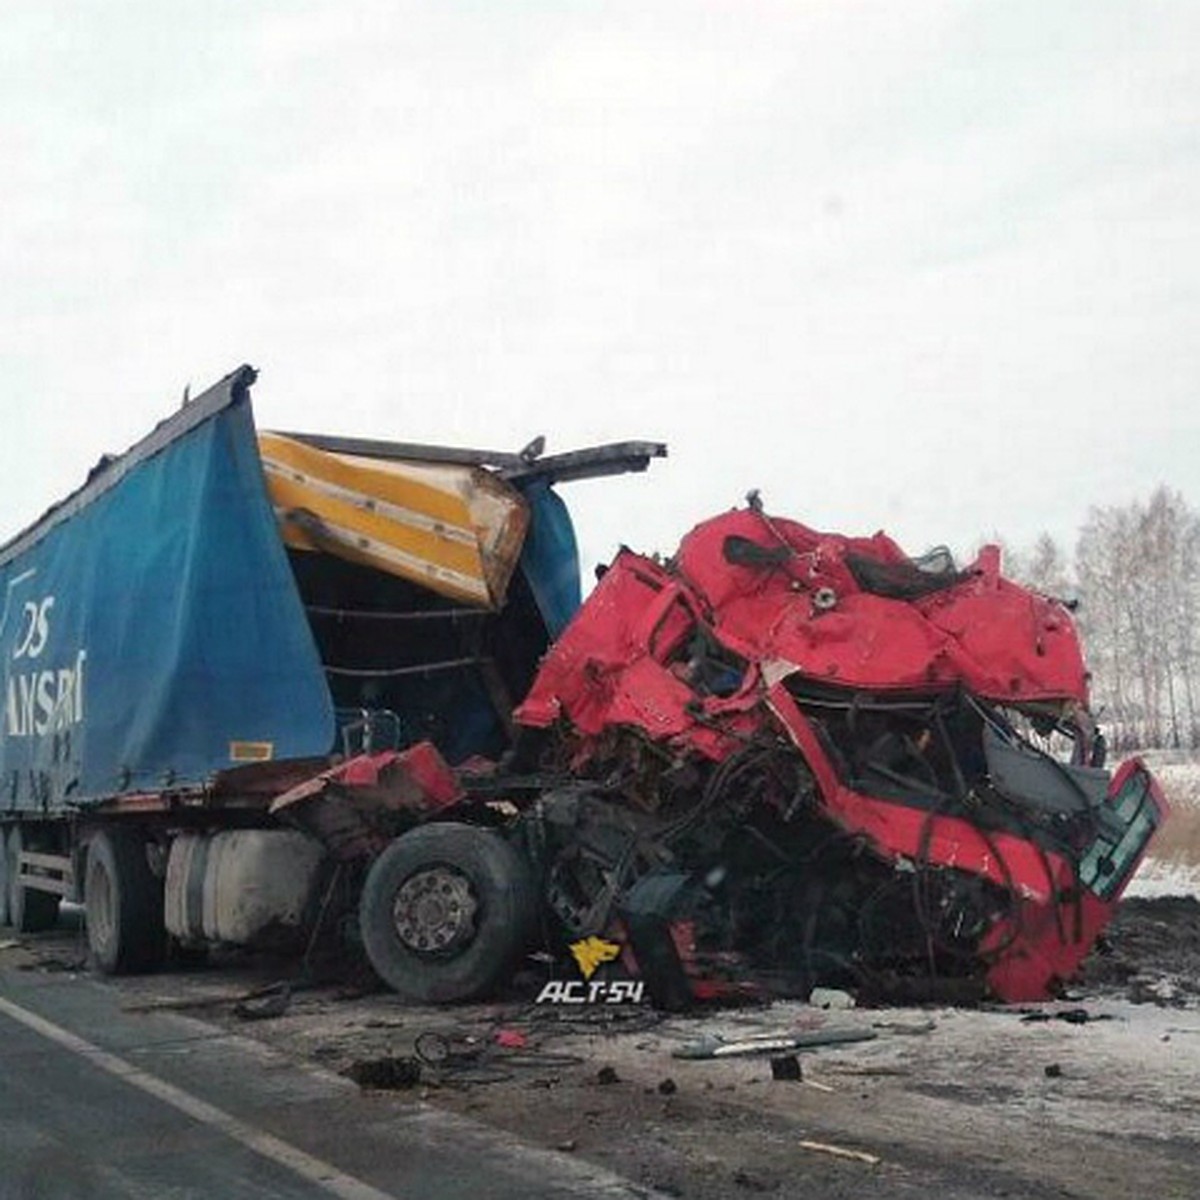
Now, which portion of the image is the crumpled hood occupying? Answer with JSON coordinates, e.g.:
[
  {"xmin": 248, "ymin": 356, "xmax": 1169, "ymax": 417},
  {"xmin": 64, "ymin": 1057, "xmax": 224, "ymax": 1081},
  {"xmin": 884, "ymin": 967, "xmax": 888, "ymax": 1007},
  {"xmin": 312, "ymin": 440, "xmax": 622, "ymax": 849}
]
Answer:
[
  {"xmin": 517, "ymin": 507, "xmax": 1088, "ymax": 739},
  {"xmin": 673, "ymin": 508, "xmax": 1089, "ymax": 704}
]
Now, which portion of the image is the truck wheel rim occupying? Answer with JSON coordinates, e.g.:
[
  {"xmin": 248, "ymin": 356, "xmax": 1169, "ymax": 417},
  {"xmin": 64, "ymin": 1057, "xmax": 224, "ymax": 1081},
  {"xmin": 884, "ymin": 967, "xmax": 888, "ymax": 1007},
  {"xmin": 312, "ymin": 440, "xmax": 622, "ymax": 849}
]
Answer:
[
  {"xmin": 392, "ymin": 866, "xmax": 477, "ymax": 955},
  {"xmin": 88, "ymin": 860, "xmax": 115, "ymax": 950}
]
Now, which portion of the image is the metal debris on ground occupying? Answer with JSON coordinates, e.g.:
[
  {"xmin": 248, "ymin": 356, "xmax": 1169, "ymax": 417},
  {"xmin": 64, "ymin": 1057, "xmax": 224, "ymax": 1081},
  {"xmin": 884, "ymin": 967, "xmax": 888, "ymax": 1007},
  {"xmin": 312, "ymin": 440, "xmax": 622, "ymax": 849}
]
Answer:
[
  {"xmin": 673, "ymin": 1026, "xmax": 877, "ymax": 1060},
  {"xmin": 797, "ymin": 1140, "xmax": 880, "ymax": 1167},
  {"xmin": 393, "ymin": 1025, "xmax": 587, "ymax": 1088}
]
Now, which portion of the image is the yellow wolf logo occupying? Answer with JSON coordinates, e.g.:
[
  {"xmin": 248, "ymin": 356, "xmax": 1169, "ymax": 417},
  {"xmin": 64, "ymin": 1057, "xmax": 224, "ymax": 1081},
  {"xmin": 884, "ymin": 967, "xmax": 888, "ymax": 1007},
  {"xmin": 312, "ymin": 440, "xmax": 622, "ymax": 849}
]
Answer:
[{"xmin": 569, "ymin": 936, "xmax": 622, "ymax": 981}]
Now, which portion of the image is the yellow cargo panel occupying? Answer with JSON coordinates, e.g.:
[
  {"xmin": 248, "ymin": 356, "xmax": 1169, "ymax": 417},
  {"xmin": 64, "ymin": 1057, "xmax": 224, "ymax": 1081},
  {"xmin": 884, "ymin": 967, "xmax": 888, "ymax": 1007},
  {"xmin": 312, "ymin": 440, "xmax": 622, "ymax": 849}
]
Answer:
[{"xmin": 257, "ymin": 433, "xmax": 529, "ymax": 609}]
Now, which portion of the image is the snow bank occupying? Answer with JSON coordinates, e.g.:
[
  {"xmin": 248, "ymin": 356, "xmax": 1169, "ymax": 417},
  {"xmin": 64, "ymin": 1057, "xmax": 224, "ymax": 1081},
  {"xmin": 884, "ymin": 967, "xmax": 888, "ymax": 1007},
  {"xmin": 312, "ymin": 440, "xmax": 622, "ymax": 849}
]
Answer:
[
  {"xmin": 1137, "ymin": 753, "xmax": 1200, "ymax": 809},
  {"xmin": 1127, "ymin": 856, "xmax": 1200, "ymax": 899}
]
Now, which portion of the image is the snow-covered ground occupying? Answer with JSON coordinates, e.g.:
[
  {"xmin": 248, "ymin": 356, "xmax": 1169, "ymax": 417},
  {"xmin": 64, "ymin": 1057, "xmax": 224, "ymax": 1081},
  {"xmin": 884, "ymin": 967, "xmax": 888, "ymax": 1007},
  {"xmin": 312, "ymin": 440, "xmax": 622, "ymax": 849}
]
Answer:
[
  {"xmin": 1127, "ymin": 856, "xmax": 1200, "ymax": 898},
  {"xmin": 1142, "ymin": 754, "xmax": 1200, "ymax": 807},
  {"xmin": 1128, "ymin": 753, "xmax": 1200, "ymax": 899}
]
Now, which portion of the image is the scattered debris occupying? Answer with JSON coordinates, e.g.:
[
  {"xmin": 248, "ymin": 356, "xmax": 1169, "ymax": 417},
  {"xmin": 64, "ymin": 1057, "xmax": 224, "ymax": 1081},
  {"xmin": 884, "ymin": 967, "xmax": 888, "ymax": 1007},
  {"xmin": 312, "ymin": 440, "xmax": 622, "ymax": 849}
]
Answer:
[
  {"xmin": 829, "ymin": 1065, "xmax": 909, "ymax": 1078},
  {"xmin": 731, "ymin": 1168, "xmax": 776, "ymax": 1192},
  {"xmin": 16, "ymin": 956, "xmax": 85, "ymax": 974},
  {"xmin": 673, "ymin": 1027, "xmax": 877, "ymax": 1060},
  {"xmin": 796, "ymin": 1139, "xmax": 880, "ymax": 1167},
  {"xmin": 808, "ymin": 988, "xmax": 855, "ymax": 1010},
  {"xmin": 769, "ymin": 1055, "xmax": 802, "ymax": 1081},
  {"xmin": 233, "ymin": 982, "xmax": 292, "ymax": 1021},
  {"xmin": 343, "ymin": 1056, "xmax": 422, "ymax": 1090},
  {"xmin": 1044, "ymin": 1063, "xmax": 1063, "ymax": 1079},
  {"xmin": 871, "ymin": 1018, "xmax": 936, "ymax": 1035},
  {"xmin": 657, "ymin": 1078, "xmax": 678, "ymax": 1095},
  {"xmin": 415, "ymin": 1030, "xmax": 486, "ymax": 1068},
  {"xmin": 123, "ymin": 979, "xmax": 306, "ymax": 1016},
  {"xmin": 1127, "ymin": 976, "xmax": 1192, "ymax": 1008},
  {"xmin": 1019, "ymin": 1007, "xmax": 1109, "ymax": 1025}
]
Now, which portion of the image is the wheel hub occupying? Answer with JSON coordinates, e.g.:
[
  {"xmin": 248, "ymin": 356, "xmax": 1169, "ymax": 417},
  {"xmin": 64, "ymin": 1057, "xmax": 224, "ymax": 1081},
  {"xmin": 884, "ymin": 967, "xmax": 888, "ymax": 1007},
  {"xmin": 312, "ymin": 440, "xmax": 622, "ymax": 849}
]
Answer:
[{"xmin": 392, "ymin": 866, "xmax": 478, "ymax": 954}]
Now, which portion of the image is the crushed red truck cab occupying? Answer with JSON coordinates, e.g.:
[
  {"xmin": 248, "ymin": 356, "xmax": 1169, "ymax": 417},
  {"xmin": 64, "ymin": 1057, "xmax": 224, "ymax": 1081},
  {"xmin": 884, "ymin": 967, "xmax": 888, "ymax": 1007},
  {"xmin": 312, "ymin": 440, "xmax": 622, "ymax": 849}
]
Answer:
[{"xmin": 512, "ymin": 503, "xmax": 1168, "ymax": 1004}]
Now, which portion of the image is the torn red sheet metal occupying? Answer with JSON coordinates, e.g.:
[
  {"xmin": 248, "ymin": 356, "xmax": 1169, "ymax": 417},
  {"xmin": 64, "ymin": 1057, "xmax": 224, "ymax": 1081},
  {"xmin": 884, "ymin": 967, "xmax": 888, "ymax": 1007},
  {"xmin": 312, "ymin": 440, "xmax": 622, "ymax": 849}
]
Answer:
[
  {"xmin": 518, "ymin": 509, "xmax": 1088, "ymax": 741},
  {"xmin": 271, "ymin": 743, "xmax": 462, "ymax": 860},
  {"xmin": 515, "ymin": 506, "xmax": 1168, "ymax": 1004}
]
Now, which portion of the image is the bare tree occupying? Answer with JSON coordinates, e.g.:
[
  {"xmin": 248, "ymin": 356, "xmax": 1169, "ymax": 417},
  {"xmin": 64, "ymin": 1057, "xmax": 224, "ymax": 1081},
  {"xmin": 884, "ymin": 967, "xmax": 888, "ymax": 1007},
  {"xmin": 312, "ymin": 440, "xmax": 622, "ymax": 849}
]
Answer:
[
  {"xmin": 1072, "ymin": 488, "xmax": 1199, "ymax": 750},
  {"xmin": 1023, "ymin": 532, "xmax": 1073, "ymax": 601}
]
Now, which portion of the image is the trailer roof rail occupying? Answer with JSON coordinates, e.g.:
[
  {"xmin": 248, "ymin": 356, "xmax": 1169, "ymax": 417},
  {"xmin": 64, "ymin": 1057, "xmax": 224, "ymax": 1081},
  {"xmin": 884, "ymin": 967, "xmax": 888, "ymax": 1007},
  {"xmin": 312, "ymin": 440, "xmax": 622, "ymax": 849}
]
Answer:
[
  {"xmin": 0, "ymin": 364, "xmax": 257, "ymax": 567},
  {"xmin": 277, "ymin": 431, "xmax": 667, "ymax": 485}
]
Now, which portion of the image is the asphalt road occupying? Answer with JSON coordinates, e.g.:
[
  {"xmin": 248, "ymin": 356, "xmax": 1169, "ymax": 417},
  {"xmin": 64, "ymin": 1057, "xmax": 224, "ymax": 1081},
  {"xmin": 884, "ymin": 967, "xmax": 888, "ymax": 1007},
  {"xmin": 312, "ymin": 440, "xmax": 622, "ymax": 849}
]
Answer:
[
  {"xmin": 0, "ymin": 966, "xmax": 656, "ymax": 1200},
  {"xmin": 6, "ymin": 914, "xmax": 1198, "ymax": 1200}
]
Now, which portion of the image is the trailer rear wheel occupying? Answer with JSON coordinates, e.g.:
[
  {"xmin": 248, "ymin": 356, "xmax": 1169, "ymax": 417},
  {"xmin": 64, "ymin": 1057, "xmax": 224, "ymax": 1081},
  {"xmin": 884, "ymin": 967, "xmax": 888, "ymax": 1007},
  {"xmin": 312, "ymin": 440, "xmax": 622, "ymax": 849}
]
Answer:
[
  {"xmin": 0, "ymin": 825, "xmax": 10, "ymax": 927},
  {"xmin": 85, "ymin": 829, "xmax": 166, "ymax": 974},
  {"xmin": 5, "ymin": 825, "xmax": 60, "ymax": 933},
  {"xmin": 359, "ymin": 823, "xmax": 535, "ymax": 1003}
]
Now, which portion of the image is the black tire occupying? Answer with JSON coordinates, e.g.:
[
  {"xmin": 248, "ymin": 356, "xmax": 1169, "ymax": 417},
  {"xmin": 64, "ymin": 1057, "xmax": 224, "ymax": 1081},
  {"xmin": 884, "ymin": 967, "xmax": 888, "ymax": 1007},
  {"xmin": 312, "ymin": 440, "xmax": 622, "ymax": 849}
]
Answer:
[
  {"xmin": 359, "ymin": 822, "xmax": 536, "ymax": 1003},
  {"xmin": 6, "ymin": 825, "xmax": 60, "ymax": 934},
  {"xmin": 84, "ymin": 828, "xmax": 166, "ymax": 974},
  {"xmin": 0, "ymin": 825, "xmax": 10, "ymax": 928}
]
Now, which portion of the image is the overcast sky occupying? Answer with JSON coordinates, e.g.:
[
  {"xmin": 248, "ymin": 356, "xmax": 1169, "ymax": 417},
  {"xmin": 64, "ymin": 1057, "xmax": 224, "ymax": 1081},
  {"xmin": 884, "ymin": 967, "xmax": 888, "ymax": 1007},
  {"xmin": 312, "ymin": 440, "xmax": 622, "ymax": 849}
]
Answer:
[{"xmin": 1, "ymin": 1, "xmax": 1196, "ymax": 576}]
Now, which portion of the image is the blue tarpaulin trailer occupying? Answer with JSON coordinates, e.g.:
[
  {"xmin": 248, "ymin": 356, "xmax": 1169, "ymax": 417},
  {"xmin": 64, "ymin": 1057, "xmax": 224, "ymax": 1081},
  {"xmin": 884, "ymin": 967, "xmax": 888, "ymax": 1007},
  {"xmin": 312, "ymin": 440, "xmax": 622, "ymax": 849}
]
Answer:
[
  {"xmin": 0, "ymin": 367, "xmax": 336, "ymax": 807},
  {"xmin": 0, "ymin": 365, "xmax": 663, "ymax": 989}
]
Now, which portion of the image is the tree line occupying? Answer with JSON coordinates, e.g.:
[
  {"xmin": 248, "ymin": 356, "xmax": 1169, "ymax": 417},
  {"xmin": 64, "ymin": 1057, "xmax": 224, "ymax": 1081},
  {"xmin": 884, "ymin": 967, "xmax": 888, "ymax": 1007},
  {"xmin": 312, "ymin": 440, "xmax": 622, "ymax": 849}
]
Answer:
[{"xmin": 1000, "ymin": 486, "xmax": 1199, "ymax": 752}]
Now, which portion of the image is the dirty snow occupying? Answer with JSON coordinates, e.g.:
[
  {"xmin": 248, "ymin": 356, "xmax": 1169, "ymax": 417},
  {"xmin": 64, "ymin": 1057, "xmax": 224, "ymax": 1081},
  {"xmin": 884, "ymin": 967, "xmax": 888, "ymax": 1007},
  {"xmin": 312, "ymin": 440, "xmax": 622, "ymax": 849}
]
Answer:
[
  {"xmin": 1126, "ymin": 752, "xmax": 1200, "ymax": 899},
  {"xmin": 1127, "ymin": 856, "xmax": 1200, "ymax": 899},
  {"xmin": 1142, "ymin": 755, "xmax": 1200, "ymax": 809}
]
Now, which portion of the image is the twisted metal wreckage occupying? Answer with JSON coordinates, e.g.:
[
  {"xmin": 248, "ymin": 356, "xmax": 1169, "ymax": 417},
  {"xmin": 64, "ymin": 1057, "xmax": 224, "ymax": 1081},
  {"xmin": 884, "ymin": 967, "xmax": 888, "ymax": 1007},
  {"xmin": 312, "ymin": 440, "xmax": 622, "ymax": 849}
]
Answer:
[
  {"xmin": 0, "ymin": 367, "xmax": 1165, "ymax": 1007},
  {"xmin": 280, "ymin": 498, "xmax": 1169, "ymax": 1008}
]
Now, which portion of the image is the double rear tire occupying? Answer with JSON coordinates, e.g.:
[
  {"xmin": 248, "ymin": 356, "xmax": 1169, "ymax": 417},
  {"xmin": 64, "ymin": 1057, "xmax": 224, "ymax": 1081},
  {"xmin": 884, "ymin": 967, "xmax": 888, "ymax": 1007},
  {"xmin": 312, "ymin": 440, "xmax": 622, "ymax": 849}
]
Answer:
[{"xmin": 84, "ymin": 828, "xmax": 165, "ymax": 974}]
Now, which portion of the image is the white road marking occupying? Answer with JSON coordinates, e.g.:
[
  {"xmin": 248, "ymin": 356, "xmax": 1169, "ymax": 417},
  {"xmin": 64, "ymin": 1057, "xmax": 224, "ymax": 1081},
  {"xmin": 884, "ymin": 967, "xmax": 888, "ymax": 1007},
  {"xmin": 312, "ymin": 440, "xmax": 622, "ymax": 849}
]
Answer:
[{"xmin": 0, "ymin": 994, "xmax": 399, "ymax": 1200}]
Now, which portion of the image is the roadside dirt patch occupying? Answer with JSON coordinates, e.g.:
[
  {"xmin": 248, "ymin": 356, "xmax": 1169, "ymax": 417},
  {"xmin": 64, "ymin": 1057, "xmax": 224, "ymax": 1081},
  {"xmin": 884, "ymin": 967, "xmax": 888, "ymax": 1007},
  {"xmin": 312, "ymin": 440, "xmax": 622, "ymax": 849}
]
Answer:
[{"xmin": 1079, "ymin": 896, "xmax": 1200, "ymax": 1003}]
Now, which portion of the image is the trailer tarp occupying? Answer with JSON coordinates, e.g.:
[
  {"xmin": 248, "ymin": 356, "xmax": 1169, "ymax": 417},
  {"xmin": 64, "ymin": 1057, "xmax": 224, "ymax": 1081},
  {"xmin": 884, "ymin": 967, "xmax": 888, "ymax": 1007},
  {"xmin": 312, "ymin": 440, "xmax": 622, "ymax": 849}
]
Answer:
[
  {"xmin": 0, "ymin": 377, "xmax": 334, "ymax": 810},
  {"xmin": 516, "ymin": 479, "xmax": 582, "ymax": 639}
]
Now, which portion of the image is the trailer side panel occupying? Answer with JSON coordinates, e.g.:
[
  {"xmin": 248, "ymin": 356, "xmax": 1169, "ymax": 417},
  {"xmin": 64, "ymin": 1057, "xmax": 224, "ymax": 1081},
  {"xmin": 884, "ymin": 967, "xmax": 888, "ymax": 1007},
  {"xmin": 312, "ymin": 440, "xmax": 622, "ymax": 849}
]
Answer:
[{"xmin": 0, "ymin": 371, "xmax": 334, "ymax": 812}]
